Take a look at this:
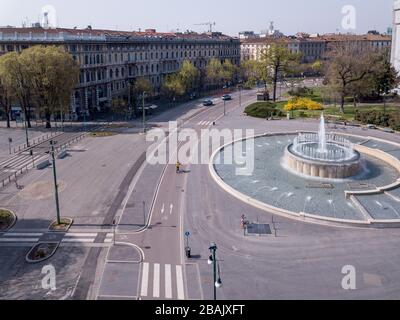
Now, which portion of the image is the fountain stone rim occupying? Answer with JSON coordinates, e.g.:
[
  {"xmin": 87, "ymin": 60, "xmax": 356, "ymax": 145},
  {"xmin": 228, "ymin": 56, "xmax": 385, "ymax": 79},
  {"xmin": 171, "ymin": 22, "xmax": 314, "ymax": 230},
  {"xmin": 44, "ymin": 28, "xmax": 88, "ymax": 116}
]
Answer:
[{"xmin": 287, "ymin": 142, "xmax": 361, "ymax": 165}]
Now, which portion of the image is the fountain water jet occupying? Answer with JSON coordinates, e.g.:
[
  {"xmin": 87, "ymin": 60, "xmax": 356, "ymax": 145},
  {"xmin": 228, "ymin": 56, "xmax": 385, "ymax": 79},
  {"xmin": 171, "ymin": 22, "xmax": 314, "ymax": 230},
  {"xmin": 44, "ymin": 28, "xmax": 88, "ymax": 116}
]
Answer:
[{"xmin": 284, "ymin": 114, "xmax": 362, "ymax": 179}]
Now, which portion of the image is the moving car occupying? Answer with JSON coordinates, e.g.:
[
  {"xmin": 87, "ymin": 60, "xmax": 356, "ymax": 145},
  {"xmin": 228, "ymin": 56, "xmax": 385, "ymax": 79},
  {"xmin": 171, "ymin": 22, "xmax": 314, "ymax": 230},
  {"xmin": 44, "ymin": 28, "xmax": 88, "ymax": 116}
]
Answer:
[
  {"xmin": 222, "ymin": 94, "xmax": 232, "ymax": 101},
  {"xmin": 203, "ymin": 99, "xmax": 214, "ymax": 106}
]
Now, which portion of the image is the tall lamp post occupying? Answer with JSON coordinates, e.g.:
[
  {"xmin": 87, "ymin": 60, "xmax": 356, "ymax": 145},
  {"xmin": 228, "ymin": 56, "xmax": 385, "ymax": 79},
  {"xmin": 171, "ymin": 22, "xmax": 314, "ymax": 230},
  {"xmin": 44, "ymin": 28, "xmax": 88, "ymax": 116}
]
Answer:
[
  {"xmin": 50, "ymin": 140, "xmax": 61, "ymax": 225},
  {"xmin": 23, "ymin": 111, "xmax": 30, "ymax": 148},
  {"xmin": 237, "ymin": 82, "xmax": 243, "ymax": 110},
  {"xmin": 142, "ymin": 91, "xmax": 146, "ymax": 134},
  {"xmin": 223, "ymin": 99, "xmax": 226, "ymax": 116},
  {"xmin": 208, "ymin": 242, "xmax": 222, "ymax": 300}
]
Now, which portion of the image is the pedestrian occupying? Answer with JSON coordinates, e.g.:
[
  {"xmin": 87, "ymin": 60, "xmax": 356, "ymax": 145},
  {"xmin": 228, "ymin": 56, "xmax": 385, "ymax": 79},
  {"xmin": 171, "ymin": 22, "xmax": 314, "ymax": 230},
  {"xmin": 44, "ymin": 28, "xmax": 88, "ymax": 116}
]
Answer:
[{"xmin": 176, "ymin": 161, "xmax": 181, "ymax": 173}]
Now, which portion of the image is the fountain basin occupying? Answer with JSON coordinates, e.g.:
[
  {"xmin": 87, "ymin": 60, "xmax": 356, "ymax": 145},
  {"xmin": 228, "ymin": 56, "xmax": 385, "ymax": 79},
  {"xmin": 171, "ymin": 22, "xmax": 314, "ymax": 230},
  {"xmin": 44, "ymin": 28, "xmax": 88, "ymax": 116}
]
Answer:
[{"xmin": 285, "ymin": 143, "xmax": 362, "ymax": 179}]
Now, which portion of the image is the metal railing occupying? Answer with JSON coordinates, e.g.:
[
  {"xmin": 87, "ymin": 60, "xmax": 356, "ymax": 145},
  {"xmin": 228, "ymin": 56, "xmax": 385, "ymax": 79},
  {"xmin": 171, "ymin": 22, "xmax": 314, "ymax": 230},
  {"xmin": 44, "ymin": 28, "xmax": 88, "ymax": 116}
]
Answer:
[{"xmin": 1, "ymin": 132, "xmax": 88, "ymax": 189}]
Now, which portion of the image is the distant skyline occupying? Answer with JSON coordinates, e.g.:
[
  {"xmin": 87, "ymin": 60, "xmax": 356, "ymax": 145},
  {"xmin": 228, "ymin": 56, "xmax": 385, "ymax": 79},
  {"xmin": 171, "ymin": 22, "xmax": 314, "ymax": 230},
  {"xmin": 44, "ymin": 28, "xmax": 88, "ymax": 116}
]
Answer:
[{"xmin": 0, "ymin": 0, "xmax": 395, "ymax": 36}]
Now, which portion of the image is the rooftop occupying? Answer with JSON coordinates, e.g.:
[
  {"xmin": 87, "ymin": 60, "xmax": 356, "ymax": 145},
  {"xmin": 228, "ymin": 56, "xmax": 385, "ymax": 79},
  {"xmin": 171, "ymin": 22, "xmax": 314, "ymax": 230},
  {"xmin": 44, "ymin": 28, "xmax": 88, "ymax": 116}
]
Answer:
[
  {"xmin": 0, "ymin": 26, "xmax": 238, "ymax": 43},
  {"xmin": 240, "ymin": 33, "xmax": 391, "ymax": 44}
]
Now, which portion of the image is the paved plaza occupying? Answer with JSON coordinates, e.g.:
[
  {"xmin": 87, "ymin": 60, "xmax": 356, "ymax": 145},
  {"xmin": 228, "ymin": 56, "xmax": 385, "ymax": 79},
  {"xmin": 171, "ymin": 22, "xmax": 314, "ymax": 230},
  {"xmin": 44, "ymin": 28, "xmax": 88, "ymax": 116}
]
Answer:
[{"xmin": 1, "ymin": 85, "xmax": 400, "ymax": 300}]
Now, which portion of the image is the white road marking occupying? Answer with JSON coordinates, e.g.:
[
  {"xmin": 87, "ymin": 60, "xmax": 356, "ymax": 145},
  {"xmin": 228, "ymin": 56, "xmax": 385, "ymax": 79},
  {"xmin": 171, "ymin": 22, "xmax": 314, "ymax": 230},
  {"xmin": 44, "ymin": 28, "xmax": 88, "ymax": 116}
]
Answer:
[
  {"xmin": 5, "ymin": 233, "xmax": 43, "ymax": 237},
  {"xmin": 176, "ymin": 265, "xmax": 185, "ymax": 300},
  {"xmin": 62, "ymin": 238, "xmax": 94, "ymax": 243},
  {"xmin": 65, "ymin": 233, "xmax": 98, "ymax": 237},
  {"xmin": 170, "ymin": 204, "xmax": 174, "ymax": 215},
  {"xmin": 0, "ymin": 238, "xmax": 39, "ymax": 242},
  {"xmin": 104, "ymin": 238, "xmax": 113, "ymax": 243},
  {"xmin": 161, "ymin": 203, "xmax": 165, "ymax": 214},
  {"xmin": 140, "ymin": 263, "xmax": 149, "ymax": 297},
  {"xmin": 153, "ymin": 263, "xmax": 160, "ymax": 298},
  {"xmin": 165, "ymin": 264, "xmax": 172, "ymax": 299}
]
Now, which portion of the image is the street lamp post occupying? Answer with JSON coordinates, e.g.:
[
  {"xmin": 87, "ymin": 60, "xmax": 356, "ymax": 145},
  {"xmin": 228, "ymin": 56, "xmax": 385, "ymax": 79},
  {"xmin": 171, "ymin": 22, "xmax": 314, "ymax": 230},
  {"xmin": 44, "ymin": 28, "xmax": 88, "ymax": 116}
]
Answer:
[
  {"xmin": 23, "ymin": 112, "xmax": 30, "ymax": 148},
  {"xmin": 223, "ymin": 99, "xmax": 226, "ymax": 116},
  {"xmin": 50, "ymin": 140, "xmax": 61, "ymax": 225},
  {"xmin": 142, "ymin": 91, "xmax": 146, "ymax": 134},
  {"xmin": 240, "ymin": 87, "xmax": 242, "ymax": 109},
  {"xmin": 8, "ymin": 137, "xmax": 12, "ymax": 155},
  {"xmin": 208, "ymin": 242, "xmax": 222, "ymax": 300}
]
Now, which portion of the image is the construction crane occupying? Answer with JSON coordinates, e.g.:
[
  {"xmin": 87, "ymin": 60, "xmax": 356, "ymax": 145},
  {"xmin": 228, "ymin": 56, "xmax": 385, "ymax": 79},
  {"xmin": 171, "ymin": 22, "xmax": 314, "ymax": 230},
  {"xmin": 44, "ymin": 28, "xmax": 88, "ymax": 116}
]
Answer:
[{"xmin": 194, "ymin": 22, "xmax": 216, "ymax": 33}]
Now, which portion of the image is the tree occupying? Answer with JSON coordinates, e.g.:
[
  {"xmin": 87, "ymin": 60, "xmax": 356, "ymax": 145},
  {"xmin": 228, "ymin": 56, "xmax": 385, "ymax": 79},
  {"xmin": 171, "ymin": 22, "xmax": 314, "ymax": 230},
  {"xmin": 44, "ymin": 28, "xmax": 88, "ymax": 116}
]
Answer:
[
  {"xmin": 22, "ymin": 45, "xmax": 79, "ymax": 128},
  {"xmin": 162, "ymin": 73, "xmax": 185, "ymax": 98},
  {"xmin": 130, "ymin": 77, "xmax": 153, "ymax": 113},
  {"xmin": 324, "ymin": 42, "xmax": 379, "ymax": 113},
  {"xmin": 240, "ymin": 59, "xmax": 262, "ymax": 87},
  {"xmin": 206, "ymin": 58, "xmax": 238, "ymax": 88},
  {"xmin": 0, "ymin": 51, "xmax": 34, "ymax": 128},
  {"xmin": 206, "ymin": 58, "xmax": 224, "ymax": 87},
  {"xmin": 259, "ymin": 44, "xmax": 301, "ymax": 101},
  {"xmin": 372, "ymin": 49, "xmax": 399, "ymax": 98},
  {"xmin": 221, "ymin": 59, "xmax": 238, "ymax": 85},
  {"xmin": 179, "ymin": 60, "xmax": 199, "ymax": 93},
  {"xmin": 161, "ymin": 60, "xmax": 199, "ymax": 100},
  {"xmin": 111, "ymin": 98, "xmax": 129, "ymax": 119},
  {"xmin": 0, "ymin": 80, "xmax": 11, "ymax": 128}
]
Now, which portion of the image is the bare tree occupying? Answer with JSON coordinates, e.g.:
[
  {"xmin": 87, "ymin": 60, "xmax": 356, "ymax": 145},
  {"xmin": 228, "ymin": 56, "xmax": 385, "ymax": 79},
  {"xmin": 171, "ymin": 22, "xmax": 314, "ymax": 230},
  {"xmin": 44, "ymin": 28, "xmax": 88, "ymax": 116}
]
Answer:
[{"xmin": 324, "ymin": 42, "xmax": 379, "ymax": 113}]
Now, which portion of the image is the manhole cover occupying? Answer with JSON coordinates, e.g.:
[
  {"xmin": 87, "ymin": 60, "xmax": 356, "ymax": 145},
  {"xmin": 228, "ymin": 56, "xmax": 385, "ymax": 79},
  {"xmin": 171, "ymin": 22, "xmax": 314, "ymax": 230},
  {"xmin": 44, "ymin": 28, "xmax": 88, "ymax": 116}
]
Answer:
[{"xmin": 246, "ymin": 223, "xmax": 272, "ymax": 235}]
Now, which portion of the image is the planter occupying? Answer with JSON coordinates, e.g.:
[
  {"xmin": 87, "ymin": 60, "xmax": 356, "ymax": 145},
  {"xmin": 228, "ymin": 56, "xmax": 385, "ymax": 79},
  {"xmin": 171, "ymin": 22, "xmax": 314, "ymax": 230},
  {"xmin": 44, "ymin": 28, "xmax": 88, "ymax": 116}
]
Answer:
[
  {"xmin": 49, "ymin": 217, "xmax": 73, "ymax": 232},
  {"xmin": 0, "ymin": 208, "xmax": 17, "ymax": 232},
  {"xmin": 26, "ymin": 242, "xmax": 59, "ymax": 263}
]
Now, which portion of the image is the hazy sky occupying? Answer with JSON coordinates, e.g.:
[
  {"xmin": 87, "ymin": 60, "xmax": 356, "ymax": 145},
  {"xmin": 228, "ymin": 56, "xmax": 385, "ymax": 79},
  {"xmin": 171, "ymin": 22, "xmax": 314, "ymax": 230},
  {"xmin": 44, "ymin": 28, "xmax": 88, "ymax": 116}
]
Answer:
[{"xmin": 0, "ymin": 0, "xmax": 394, "ymax": 36}]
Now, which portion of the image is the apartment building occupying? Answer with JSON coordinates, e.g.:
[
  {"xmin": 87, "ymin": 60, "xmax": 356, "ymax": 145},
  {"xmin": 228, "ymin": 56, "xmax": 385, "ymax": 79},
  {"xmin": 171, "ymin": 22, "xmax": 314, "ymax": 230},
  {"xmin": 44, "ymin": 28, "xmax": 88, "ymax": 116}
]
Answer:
[
  {"xmin": 0, "ymin": 27, "xmax": 240, "ymax": 118},
  {"xmin": 241, "ymin": 33, "xmax": 391, "ymax": 63}
]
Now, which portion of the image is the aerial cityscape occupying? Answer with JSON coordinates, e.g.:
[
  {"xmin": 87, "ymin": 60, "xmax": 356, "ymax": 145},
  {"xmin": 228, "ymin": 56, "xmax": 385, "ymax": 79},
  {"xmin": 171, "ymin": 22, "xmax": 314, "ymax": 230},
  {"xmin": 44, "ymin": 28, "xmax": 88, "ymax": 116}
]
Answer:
[{"xmin": 1, "ymin": 0, "xmax": 400, "ymax": 309}]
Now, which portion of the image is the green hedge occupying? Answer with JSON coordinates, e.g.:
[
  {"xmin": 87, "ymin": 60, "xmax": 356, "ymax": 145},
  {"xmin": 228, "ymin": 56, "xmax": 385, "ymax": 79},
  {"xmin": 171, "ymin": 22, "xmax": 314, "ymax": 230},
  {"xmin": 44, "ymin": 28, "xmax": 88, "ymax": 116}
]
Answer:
[
  {"xmin": 245, "ymin": 102, "xmax": 284, "ymax": 118},
  {"xmin": 355, "ymin": 110, "xmax": 400, "ymax": 131}
]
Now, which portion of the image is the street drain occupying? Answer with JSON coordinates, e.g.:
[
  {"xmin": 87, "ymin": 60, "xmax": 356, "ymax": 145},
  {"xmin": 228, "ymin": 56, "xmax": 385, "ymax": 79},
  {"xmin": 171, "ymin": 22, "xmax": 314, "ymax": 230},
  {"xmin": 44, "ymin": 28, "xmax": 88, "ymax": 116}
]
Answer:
[{"xmin": 246, "ymin": 223, "xmax": 272, "ymax": 235}]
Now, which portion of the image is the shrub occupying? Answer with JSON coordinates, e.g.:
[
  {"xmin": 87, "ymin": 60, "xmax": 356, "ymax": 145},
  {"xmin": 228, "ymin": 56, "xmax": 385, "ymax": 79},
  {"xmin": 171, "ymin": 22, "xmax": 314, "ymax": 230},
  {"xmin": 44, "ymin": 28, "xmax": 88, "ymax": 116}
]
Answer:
[
  {"xmin": 355, "ymin": 110, "xmax": 400, "ymax": 130},
  {"xmin": 288, "ymin": 86, "xmax": 314, "ymax": 97},
  {"xmin": 245, "ymin": 102, "xmax": 284, "ymax": 118},
  {"xmin": 284, "ymin": 97, "xmax": 323, "ymax": 111}
]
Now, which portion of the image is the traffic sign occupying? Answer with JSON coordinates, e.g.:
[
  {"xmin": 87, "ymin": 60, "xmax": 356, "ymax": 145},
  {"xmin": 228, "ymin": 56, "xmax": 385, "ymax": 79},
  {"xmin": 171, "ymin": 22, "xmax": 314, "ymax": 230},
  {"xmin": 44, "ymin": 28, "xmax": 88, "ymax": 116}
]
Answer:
[
  {"xmin": 8, "ymin": 137, "xmax": 12, "ymax": 143},
  {"xmin": 185, "ymin": 231, "xmax": 190, "ymax": 237}
]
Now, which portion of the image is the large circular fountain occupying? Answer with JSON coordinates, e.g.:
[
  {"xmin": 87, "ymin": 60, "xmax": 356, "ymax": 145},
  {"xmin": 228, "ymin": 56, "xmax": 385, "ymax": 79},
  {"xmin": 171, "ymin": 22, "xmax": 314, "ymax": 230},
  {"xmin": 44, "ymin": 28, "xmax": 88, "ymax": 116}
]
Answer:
[
  {"xmin": 284, "ymin": 115, "xmax": 362, "ymax": 179},
  {"xmin": 211, "ymin": 113, "xmax": 400, "ymax": 226}
]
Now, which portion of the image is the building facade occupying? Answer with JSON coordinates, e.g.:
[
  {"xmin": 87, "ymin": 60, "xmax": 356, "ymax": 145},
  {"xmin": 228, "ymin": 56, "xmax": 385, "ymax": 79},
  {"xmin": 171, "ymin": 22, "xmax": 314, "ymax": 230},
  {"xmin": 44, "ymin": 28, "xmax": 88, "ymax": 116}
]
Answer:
[
  {"xmin": 0, "ymin": 27, "xmax": 240, "ymax": 118},
  {"xmin": 391, "ymin": 0, "xmax": 400, "ymax": 74},
  {"xmin": 241, "ymin": 33, "xmax": 391, "ymax": 64}
]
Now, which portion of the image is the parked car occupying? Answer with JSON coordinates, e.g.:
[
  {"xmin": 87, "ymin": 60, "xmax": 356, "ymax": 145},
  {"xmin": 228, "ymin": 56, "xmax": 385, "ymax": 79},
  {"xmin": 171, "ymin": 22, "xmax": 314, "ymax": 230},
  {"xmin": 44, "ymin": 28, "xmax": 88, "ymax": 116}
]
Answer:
[
  {"xmin": 203, "ymin": 99, "xmax": 214, "ymax": 106},
  {"xmin": 366, "ymin": 124, "xmax": 376, "ymax": 129},
  {"xmin": 222, "ymin": 94, "xmax": 232, "ymax": 101},
  {"xmin": 382, "ymin": 127, "xmax": 395, "ymax": 133}
]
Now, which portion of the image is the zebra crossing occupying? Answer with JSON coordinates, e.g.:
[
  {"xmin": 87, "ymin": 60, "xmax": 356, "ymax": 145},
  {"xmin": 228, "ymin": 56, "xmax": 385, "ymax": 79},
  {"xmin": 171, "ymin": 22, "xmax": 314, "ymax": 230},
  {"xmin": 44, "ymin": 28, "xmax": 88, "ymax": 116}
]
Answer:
[
  {"xmin": 0, "ymin": 232, "xmax": 43, "ymax": 243},
  {"xmin": 62, "ymin": 232, "xmax": 114, "ymax": 243},
  {"xmin": 140, "ymin": 262, "xmax": 185, "ymax": 300},
  {"xmin": 197, "ymin": 120, "xmax": 214, "ymax": 127}
]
